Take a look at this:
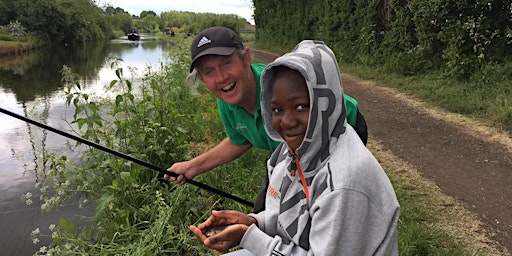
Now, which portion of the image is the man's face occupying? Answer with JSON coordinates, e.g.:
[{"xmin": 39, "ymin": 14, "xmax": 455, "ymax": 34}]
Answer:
[
  {"xmin": 196, "ymin": 51, "xmax": 252, "ymax": 106},
  {"xmin": 270, "ymin": 69, "xmax": 310, "ymax": 151}
]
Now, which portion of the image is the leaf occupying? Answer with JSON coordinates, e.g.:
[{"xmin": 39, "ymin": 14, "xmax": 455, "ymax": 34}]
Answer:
[
  {"xmin": 95, "ymin": 192, "xmax": 114, "ymax": 220},
  {"xmin": 59, "ymin": 217, "xmax": 75, "ymax": 233},
  {"xmin": 126, "ymin": 80, "xmax": 132, "ymax": 91},
  {"xmin": 120, "ymin": 171, "xmax": 130, "ymax": 180},
  {"xmin": 116, "ymin": 68, "xmax": 123, "ymax": 80},
  {"xmin": 116, "ymin": 95, "xmax": 123, "ymax": 107},
  {"xmin": 109, "ymin": 80, "xmax": 118, "ymax": 88},
  {"xmin": 76, "ymin": 118, "xmax": 87, "ymax": 129},
  {"xmin": 176, "ymin": 127, "xmax": 187, "ymax": 134}
]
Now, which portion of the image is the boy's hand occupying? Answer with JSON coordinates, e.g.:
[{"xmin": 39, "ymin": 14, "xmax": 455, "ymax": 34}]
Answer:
[{"xmin": 189, "ymin": 210, "xmax": 257, "ymax": 252}]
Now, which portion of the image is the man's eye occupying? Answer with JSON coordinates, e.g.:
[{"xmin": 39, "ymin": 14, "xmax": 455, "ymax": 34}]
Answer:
[
  {"xmin": 204, "ymin": 69, "xmax": 214, "ymax": 76},
  {"xmin": 223, "ymin": 60, "xmax": 232, "ymax": 67}
]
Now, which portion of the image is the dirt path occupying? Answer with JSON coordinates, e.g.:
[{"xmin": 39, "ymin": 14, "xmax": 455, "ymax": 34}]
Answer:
[{"xmin": 252, "ymin": 50, "xmax": 512, "ymax": 254}]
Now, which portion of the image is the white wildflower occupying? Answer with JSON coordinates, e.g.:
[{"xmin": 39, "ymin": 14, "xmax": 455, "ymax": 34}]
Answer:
[
  {"xmin": 38, "ymin": 246, "xmax": 48, "ymax": 253},
  {"xmin": 31, "ymin": 228, "xmax": 40, "ymax": 244}
]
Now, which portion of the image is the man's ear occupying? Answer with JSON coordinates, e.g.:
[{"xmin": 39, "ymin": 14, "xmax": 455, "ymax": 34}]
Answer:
[
  {"xmin": 195, "ymin": 69, "xmax": 205, "ymax": 83},
  {"xmin": 243, "ymin": 48, "xmax": 252, "ymax": 66}
]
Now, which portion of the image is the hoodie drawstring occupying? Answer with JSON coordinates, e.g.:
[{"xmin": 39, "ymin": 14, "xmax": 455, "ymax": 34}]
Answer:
[{"xmin": 291, "ymin": 151, "xmax": 310, "ymax": 202}]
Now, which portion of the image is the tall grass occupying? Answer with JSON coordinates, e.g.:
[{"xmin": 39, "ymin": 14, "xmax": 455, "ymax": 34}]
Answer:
[{"xmin": 28, "ymin": 38, "xmax": 503, "ymax": 255}]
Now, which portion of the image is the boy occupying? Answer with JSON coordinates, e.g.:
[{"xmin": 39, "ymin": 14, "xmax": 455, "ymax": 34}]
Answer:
[{"xmin": 189, "ymin": 40, "xmax": 400, "ymax": 255}]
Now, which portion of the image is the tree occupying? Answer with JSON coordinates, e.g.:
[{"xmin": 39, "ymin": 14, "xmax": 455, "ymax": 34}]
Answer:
[{"xmin": 140, "ymin": 10, "xmax": 157, "ymax": 19}]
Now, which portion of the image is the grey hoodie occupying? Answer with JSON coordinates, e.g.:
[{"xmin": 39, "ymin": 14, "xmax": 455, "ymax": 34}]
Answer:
[{"xmin": 240, "ymin": 40, "xmax": 400, "ymax": 256}]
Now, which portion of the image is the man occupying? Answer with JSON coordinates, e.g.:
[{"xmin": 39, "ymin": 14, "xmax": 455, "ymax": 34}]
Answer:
[{"xmin": 165, "ymin": 27, "xmax": 367, "ymax": 212}]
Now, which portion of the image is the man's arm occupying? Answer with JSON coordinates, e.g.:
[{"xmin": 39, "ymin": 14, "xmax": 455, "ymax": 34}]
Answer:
[{"xmin": 165, "ymin": 138, "xmax": 253, "ymax": 184}]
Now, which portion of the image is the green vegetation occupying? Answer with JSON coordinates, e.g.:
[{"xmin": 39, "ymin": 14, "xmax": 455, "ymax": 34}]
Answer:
[
  {"xmin": 24, "ymin": 36, "xmax": 501, "ymax": 255},
  {"xmin": 3, "ymin": 0, "xmax": 510, "ymax": 254},
  {"xmin": 253, "ymin": 0, "xmax": 511, "ymax": 78},
  {"xmin": 0, "ymin": 0, "xmax": 112, "ymax": 45},
  {"xmin": 0, "ymin": 0, "xmax": 250, "ymax": 55},
  {"xmin": 158, "ymin": 11, "xmax": 248, "ymax": 35},
  {"xmin": 251, "ymin": 0, "xmax": 512, "ymax": 135}
]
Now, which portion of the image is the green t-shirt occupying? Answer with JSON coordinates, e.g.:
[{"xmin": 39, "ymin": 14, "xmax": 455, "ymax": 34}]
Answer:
[{"xmin": 218, "ymin": 63, "xmax": 359, "ymax": 151}]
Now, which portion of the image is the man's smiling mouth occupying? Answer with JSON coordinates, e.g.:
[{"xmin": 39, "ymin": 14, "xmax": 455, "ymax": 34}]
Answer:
[{"xmin": 221, "ymin": 82, "xmax": 236, "ymax": 92}]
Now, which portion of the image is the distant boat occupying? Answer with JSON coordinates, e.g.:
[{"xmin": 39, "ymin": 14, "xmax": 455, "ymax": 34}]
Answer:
[{"xmin": 127, "ymin": 28, "xmax": 140, "ymax": 41}]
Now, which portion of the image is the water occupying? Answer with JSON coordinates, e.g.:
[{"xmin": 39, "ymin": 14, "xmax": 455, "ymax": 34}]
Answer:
[{"xmin": 0, "ymin": 35, "xmax": 172, "ymax": 255}]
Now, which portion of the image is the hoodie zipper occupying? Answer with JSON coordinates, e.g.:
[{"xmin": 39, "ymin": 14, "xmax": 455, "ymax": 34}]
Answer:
[{"xmin": 291, "ymin": 150, "xmax": 310, "ymax": 202}]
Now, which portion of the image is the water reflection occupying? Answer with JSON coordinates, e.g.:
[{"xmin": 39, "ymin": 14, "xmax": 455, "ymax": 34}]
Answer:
[{"xmin": 0, "ymin": 36, "xmax": 170, "ymax": 255}]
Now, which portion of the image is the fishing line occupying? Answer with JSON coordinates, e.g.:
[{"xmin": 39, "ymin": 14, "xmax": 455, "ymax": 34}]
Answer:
[{"xmin": 0, "ymin": 107, "xmax": 253, "ymax": 207}]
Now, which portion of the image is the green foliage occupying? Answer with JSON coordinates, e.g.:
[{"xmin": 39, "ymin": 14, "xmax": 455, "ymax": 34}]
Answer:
[
  {"xmin": 140, "ymin": 10, "xmax": 157, "ymax": 19},
  {"xmin": 159, "ymin": 11, "xmax": 248, "ymax": 34},
  {"xmin": 107, "ymin": 12, "xmax": 133, "ymax": 36},
  {"xmin": 30, "ymin": 38, "xmax": 264, "ymax": 255},
  {"xmin": 1, "ymin": 0, "xmax": 110, "ymax": 45},
  {"xmin": 253, "ymin": 0, "xmax": 512, "ymax": 78}
]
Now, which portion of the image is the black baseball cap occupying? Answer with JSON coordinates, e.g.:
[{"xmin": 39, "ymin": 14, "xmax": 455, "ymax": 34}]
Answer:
[{"xmin": 190, "ymin": 26, "xmax": 244, "ymax": 72}]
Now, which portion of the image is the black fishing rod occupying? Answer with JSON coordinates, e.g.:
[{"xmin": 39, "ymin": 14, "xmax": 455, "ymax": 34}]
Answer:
[{"xmin": 0, "ymin": 107, "xmax": 253, "ymax": 207}]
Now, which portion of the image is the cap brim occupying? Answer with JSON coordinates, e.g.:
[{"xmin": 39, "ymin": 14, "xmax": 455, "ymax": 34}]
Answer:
[{"xmin": 190, "ymin": 47, "xmax": 237, "ymax": 72}]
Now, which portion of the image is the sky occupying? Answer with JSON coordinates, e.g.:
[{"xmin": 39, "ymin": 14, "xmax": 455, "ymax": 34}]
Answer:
[{"xmin": 101, "ymin": 0, "xmax": 255, "ymax": 24}]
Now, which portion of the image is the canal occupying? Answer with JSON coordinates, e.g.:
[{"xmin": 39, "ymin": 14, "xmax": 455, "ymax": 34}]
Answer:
[{"xmin": 0, "ymin": 35, "xmax": 172, "ymax": 255}]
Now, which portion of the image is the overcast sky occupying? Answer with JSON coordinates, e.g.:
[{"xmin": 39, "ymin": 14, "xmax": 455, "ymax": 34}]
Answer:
[{"xmin": 101, "ymin": 0, "xmax": 254, "ymax": 24}]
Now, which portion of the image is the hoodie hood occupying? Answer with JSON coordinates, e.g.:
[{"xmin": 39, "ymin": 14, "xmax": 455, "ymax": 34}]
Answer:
[{"xmin": 261, "ymin": 40, "xmax": 347, "ymax": 173}]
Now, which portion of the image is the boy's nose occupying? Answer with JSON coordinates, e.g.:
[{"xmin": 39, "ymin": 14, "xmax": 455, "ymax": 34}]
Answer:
[{"xmin": 281, "ymin": 111, "xmax": 298, "ymax": 128}]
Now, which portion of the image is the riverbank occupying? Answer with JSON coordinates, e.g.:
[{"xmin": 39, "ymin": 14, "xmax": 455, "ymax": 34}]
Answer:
[{"xmin": 0, "ymin": 41, "xmax": 33, "ymax": 58}]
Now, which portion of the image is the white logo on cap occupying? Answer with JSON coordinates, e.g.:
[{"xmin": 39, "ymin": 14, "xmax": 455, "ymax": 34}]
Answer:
[{"xmin": 197, "ymin": 36, "xmax": 211, "ymax": 48}]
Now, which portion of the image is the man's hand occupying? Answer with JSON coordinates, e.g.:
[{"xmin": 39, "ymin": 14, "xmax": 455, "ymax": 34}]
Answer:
[{"xmin": 164, "ymin": 160, "xmax": 200, "ymax": 185}]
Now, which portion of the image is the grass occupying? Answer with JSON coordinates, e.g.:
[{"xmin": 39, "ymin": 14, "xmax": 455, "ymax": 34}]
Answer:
[
  {"xmin": 0, "ymin": 40, "xmax": 33, "ymax": 57},
  {"xmin": 26, "ymin": 36, "xmax": 510, "ymax": 255}
]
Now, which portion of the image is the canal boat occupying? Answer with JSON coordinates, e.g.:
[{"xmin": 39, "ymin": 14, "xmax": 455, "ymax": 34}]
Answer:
[{"xmin": 127, "ymin": 28, "xmax": 140, "ymax": 41}]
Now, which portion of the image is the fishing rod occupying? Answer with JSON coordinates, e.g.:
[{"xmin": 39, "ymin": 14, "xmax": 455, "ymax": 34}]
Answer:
[{"xmin": 0, "ymin": 107, "xmax": 253, "ymax": 207}]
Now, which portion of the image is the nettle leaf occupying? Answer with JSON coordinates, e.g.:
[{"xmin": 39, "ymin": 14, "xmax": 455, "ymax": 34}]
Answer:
[
  {"xmin": 95, "ymin": 192, "xmax": 115, "ymax": 220},
  {"xmin": 109, "ymin": 80, "xmax": 118, "ymax": 89},
  {"xmin": 115, "ymin": 68, "xmax": 123, "ymax": 79},
  {"xmin": 76, "ymin": 118, "xmax": 87, "ymax": 129},
  {"xmin": 116, "ymin": 95, "xmax": 123, "ymax": 107},
  {"xmin": 59, "ymin": 217, "xmax": 75, "ymax": 233},
  {"xmin": 126, "ymin": 80, "xmax": 132, "ymax": 91},
  {"xmin": 120, "ymin": 171, "xmax": 130, "ymax": 180}
]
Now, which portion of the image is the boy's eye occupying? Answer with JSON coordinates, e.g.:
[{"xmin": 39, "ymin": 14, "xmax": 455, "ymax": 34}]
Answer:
[
  {"xmin": 271, "ymin": 107, "xmax": 282, "ymax": 113},
  {"xmin": 296, "ymin": 104, "xmax": 309, "ymax": 111}
]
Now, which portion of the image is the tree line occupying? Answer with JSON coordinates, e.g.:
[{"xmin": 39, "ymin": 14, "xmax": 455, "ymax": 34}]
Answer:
[
  {"xmin": 0, "ymin": 0, "xmax": 249, "ymax": 46},
  {"xmin": 253, "ymin": 0, "xmax": 512, "ymax": 78}
]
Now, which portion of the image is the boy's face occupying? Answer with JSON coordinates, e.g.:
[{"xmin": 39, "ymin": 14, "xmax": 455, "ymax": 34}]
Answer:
[
  {"xmin": 195, "ymin": 50, "xmax": 253, "ymax": 107},
  {"xmin": 270, "ymin": 69, "xmax": 310, "ymax": 151}
]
